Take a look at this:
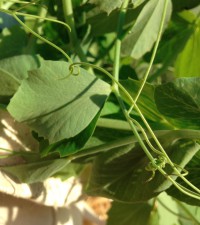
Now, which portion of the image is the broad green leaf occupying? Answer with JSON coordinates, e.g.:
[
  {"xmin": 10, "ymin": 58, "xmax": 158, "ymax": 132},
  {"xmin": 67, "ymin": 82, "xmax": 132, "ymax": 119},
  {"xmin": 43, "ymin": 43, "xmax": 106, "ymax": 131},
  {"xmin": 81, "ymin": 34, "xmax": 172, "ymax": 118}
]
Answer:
[
  {"xmin": 122, "ymin": 0, "xmax": 172, "ymax": 59},
  {"xmin": 89, "ymin": 0, "xmax": 123, "ymax": 15},
  {"xmin": 0, "ymin": 55, "xmax": 39, "ymax": 104},
  {"xmin": 1, "ymin": 158, "xmax": 70, "ymax": 183},
  {"xmin": 172, "ymin": 0, "xmax": 200, "ymax": 11},
  {"xmin": 154, "ymin": 77, "xmax": 200, "ymax": 129},
  {"xmin": 7, "ymin": 60, "xmax": 111, "ymax": 143},
  {"xmin": 167, "ymin": 148, "xmax": 200, "ymax": 206},
  {"xmin": 107, "ymin": 201, "xmax": 154, "ymax": 225},
  {"xmin": 40, "ymin": 111, "xmax": 100, "ymax": 157},
  {"xmin": 87, "ymin": 138, "xmax": 199, "ymax": 202},
  {"xmin": 175, "ymin": 21, "xmax": 200, "ymax": 77}
]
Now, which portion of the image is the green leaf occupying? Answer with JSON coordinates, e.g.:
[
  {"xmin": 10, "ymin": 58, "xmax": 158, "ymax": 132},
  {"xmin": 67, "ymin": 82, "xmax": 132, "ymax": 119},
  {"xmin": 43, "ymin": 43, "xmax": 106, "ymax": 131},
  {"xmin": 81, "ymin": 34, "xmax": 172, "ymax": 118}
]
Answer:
[
  {"xmin": 41, "ymin": 111, "xmax": 101, "ymax": 157},
  {"xmin": 157, "ymin": 192, "xmax": 180, "ymax": 225},
  {"xmin": 0, "ymin": 27, "xmax": 27, "ymax": 60},
  {"xmin": 86, "ymin": 4, "xmax": 144, "ymax": 36},
  {"xmin": 146, "ymin": 13, "xmax": 194, "ymax": 81},
  {"xmin": 167, "ymin": 148, "xmax": 200, "ymax": 206},
  {"xmin": 7, "ymin": 60, "xmax": 111, "ymax": 143},
  {"xmin": 176, "ymin": 201, "xmax": 200, "ymax": 225},
  {"xmin": 122, "ymin": 0, "xmax": 172, "ymax": 59},
  {"xmin": 0, "ymin": 55, "xmax": 39, "ymax": 104},
  {"xmin": 87, "ymin": 138, "xmax": 199, "ymax": 202},
  {"xmin": 121, "ymin": 79, "xmax": 164, "ymax": 122},
  {"xmin": 1, "ymin": 158, "xmax": 70, "ymax": 183},
  {"xmin": 107, "ymin": 201, "xmax": 154, "ymax": 225},
  {"xmin": 89, "ymin": 0, "xmax": 123, "ymax": 15},
  {"xmin": 154, "ymin": 77, "xmax": 200, "ymax": 129},
  {"xmin": 171, "ymin": 0, "xmax": 200, "ymax": 11},
  {"xmin": 175, "ymin": 21, "xmax": 200, "ymax": 77}
]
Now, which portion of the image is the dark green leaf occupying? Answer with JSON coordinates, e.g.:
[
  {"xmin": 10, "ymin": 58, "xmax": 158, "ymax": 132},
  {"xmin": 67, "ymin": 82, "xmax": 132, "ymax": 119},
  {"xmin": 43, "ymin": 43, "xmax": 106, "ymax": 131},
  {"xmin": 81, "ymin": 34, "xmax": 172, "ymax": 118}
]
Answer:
[
  {"xmin": 167, "ymin": 148, "xmax": 200, "ymax": 206},
  {"xmin": 7, "ymin": 60, "xmax": 111, "ymax": 143},
  {"xmin": 86, "ymin": 5, "xmax": 144, "ymax": 36},
  {"xmin": 154, "ymin": 77, "xmax": 200, "ymax": 129},
  {"xmin": 172, "ymin": 0, "xmax": 200, "ymax": 11},
  {"xmin": 87, "ymin": 138, "xmax": 199, "ymax": 202},
  {"xmin": 0, "ymin": 27, "xmax": 27, "ymax": 60},
  {"xmin": 107, "ymin": 201, "xmax": 153, "ymax": 225},
  {"xmin": 122, "ymin": 0, "xmax": 172, "ymax": 59}
]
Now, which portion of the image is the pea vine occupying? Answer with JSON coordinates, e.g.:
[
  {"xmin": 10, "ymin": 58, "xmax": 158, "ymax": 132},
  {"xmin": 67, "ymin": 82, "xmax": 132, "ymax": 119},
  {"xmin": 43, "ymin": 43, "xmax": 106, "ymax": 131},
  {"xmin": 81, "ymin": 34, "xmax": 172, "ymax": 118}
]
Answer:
[{"xmin": 0, "ymin": 0, "xmax": 200, "ymax": 204}]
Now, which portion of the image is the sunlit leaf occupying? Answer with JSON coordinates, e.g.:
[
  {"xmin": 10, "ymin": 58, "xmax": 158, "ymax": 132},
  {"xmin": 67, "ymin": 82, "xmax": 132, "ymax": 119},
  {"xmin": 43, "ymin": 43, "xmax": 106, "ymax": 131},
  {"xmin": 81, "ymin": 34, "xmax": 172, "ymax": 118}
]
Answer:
[
  {"xmin": 122, "ymin": 0, "xmax": 172, "ymax": 59},
  {"xmin": 7, "ymin": 60, "xmax": 111, "ymax": 143}
]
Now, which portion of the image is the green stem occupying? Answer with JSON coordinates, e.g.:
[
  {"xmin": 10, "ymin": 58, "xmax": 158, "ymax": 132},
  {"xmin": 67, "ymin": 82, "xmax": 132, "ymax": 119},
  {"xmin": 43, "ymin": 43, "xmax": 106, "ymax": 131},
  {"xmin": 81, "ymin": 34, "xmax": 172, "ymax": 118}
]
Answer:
[
  {"xmin": 24, "ymin": 3, "xmax": 48, "ymax": 54},
  {"xmin": 62, "ymin": 0, "xmax": 87, "ymax": 61},
  {"xmin": 134, "ymin": 0, "xmax": 169, "ymax": 104},
  {"xmin": 0, "ymin": 8, "xmax": 73, "ymax": 63},
  {"xmin": 112, "ymin": 0, "xmax": 129, "ymax": 88}
]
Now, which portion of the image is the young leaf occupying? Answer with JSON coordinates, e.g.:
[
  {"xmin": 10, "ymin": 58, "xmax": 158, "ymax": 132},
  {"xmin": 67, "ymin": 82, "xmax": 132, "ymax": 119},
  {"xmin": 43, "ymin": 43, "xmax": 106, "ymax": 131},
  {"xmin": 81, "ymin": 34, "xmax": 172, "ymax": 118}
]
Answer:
[
  {"xmin": 154, "ymin": 77, "xmax": 200, "ymax": 129},
  {"xmin": 122, "ymin": 0, "xmax": 172, "ymax": 59},
  {"xmin": 7, "ymin": 60, "xmax": 111, "ymax": 143}
]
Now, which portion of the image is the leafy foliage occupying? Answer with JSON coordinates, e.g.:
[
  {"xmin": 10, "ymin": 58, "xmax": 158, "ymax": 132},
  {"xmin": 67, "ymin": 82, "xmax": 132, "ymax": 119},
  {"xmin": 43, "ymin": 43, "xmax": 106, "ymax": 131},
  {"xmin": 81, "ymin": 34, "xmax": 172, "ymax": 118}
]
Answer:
[{"xmin": 0, "ymin": 0, "xmax": 200, "ymax": 224}]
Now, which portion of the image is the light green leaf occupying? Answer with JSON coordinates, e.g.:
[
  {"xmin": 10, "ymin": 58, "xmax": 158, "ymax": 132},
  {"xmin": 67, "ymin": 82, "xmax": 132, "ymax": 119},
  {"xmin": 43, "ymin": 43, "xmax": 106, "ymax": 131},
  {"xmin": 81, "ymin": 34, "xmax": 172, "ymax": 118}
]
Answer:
[
  {"xmin": 175, "ymin": 22, "xmax": 200, "ymax": 77},
  {"xmin": 7, "ymin": 60, "xmax": 111, "ymax": 143},
  {"xmin": 1, "ymin": 158, "xmax": 70, "ymax": 183},
  {"xmin": 132, "ymin": 0, "xmax": 147, "ymax": 8},
  {"xmin": 87, "ymin": 138, "xmax": 199, "ymax": 202},
  {"xmin": 107, "ymin": 201, "xmax": 153, "ymax": 225},
  {"xmin": 122, "ymin": 0, "xmax": 172, "ymax": 59},
  {"xmin": 0, "ymin": 27, "xmax": 27, "ymax": 60},
  {"xmin": 176, "ymin": 201, "xmax": 200, "ymax": 225},
  {"xmin": 154, "ymin": 77, "xmax": 200, "ymax": 129},
  {"xmin": 157, "ymin": 192, "xmax": 180, "ymax": 225},
  {"xmin": 89, "ymin": 0, "xmax": 123, "ymax": 14}
]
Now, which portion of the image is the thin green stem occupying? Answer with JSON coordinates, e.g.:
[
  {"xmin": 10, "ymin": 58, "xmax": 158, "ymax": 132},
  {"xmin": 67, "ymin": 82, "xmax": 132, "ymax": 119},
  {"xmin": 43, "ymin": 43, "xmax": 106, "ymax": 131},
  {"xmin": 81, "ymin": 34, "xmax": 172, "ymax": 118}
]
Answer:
[
  {"xmin": 134, "ymin": 0, "xmax": 169, "ymax": 104},
  {"xmin": 62, "ymin": 0, "xmax": 87, "ymax": 61},
  {"xmin": 112, "ymin": 0, "xmax": 129, "ymax": 88},
  {"xmin": 0, "ymin": 8, "xmax": 73, "ymax": 63},
  {"xmin": 24, "ymin": 3, "xmax": 48, "ymax": 54}
]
